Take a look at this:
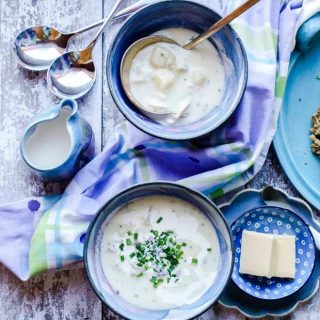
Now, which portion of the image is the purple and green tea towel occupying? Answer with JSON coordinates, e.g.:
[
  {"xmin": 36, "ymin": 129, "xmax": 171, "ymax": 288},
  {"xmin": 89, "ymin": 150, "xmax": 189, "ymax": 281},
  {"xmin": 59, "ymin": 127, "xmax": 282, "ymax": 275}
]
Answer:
[{"xmin": 1, "ymin": 0, "xmax": 318, "ymax": 280}]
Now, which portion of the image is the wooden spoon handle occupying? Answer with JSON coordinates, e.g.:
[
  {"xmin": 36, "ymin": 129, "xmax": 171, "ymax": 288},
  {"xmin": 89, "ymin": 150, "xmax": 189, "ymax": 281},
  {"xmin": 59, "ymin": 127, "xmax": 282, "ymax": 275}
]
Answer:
[{"xmin": 184, "ymin": 0, "xmax": 260, "ymax": 50}]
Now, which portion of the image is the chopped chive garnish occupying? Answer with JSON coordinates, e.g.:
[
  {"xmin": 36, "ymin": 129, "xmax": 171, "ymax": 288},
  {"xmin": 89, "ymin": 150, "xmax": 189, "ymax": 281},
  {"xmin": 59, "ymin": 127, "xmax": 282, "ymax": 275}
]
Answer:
[
  {"xmin": 192, "ymin": 258, "xmax": 198, "ymax": 264},
  {"xmin": 207, "ymin": 248, "xmax": 212, "ymax": 252},
  {"xmin": 118, "ymin": 229, "xmax": 186, "ymax": 288},
  {"xmin": 150, "ymin": 276, "xmax": 164, "ymax": 288},
  {"xmin": 136, "ymin": 272, "xmax": 144, "ymax": 278},
  {"xmin": 156, "ymin": 217, "xmax": 163, "ymax": 224}
]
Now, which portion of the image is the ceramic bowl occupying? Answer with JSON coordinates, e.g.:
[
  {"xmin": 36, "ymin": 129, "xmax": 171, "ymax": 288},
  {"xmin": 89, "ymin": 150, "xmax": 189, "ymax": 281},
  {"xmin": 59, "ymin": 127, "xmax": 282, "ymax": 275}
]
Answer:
[
  {"xmin": 107, "ymin": 0, "xmax": 248, "ymax": 140},
  {"xmin": 84, "ymin": 182, "xmax": 233, "ymax": 320}
]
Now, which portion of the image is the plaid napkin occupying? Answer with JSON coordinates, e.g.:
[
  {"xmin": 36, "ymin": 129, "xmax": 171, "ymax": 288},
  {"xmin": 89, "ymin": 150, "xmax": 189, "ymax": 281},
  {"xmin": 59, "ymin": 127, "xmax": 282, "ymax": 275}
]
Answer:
[{"xmin": 0, "ymin": 0, "xmax": 315, "ymax": 280}]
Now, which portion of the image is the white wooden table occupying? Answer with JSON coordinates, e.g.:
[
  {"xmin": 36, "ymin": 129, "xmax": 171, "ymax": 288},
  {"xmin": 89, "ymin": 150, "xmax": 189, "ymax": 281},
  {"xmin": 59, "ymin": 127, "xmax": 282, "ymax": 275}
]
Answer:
[{"xmin": 0, "ymin": 0, "xmax": 319, "ymax": 319}]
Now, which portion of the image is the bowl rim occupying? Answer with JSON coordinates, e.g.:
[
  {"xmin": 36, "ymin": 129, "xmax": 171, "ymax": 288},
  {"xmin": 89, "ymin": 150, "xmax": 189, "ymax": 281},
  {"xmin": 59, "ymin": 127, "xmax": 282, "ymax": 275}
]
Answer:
[
  {"xmin": 106, "ymin": 0, "xmax": 249, "ymax": 141},
  {"xmin": 83, "ymin": 181, "xmax": 234, "ymax": 320},
  {"xmin": 229, "ymin": 205, "xmax": 316, "ymax": 301}
]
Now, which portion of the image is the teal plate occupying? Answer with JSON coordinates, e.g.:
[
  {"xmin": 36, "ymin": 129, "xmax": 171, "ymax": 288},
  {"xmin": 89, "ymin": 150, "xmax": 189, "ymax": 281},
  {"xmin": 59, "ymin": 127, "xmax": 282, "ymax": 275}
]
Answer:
[
  {"xmin": 274, "ymin": 13, "xmax": 320, "ymax": 209},
  {"xmin": 218, "ymin": 186, "xmax": 320, "ymax": 318}
]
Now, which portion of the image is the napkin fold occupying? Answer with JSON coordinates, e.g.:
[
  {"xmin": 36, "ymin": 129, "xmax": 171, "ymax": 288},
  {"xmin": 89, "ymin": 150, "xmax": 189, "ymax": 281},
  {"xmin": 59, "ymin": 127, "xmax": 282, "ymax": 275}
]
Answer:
[{"xmin": 1, "ymin": 0, "xmax": 316, "ymax": 281}]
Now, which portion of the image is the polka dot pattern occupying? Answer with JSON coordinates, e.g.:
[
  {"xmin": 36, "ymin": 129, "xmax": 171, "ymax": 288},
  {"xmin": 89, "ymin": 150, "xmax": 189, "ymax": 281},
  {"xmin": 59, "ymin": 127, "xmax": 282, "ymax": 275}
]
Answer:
[{"xmin": 231, "ymin": 207, "xmax": 315, "ymax": 300}]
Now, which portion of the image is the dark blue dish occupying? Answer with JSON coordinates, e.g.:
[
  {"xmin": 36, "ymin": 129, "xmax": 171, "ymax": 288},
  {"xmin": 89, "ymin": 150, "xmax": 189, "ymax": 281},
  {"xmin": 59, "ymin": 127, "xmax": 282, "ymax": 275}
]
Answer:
[
  {"xmin": 84, "ymin": 182, "xmax": 233, "ymax": 320},
  {"xmin": 219, "ymin": 186, "xmax": 320, "ymax": 318},
  {"xmin": 231, "ymin": 206, "xmax": 315, "ymax": 300},
  {"xmin": 107, "ymin": 0, "xmax": 248, "ymax": 140}
]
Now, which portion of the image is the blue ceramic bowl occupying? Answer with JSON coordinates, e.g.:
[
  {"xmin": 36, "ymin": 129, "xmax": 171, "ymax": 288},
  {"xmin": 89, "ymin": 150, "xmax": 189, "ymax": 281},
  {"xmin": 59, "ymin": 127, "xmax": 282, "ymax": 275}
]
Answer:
[
  {"xmin": 107, "ymin": 0, "xmax": 248, "ymax": 140},
  {"xmin": 84, "ymin": 182, "xmax": 233, "ymax": 320}
]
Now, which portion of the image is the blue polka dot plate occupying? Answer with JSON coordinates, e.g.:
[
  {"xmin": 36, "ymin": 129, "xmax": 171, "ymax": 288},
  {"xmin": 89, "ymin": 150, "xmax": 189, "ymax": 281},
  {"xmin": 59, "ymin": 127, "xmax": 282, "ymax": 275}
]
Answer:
[
  {"xmin": 218, "ymin": 186, "xmax": 320, "ymax": 318},
  {"xmin": 231, "ymin": 206, "xmax": 315, "ymax": 300}
]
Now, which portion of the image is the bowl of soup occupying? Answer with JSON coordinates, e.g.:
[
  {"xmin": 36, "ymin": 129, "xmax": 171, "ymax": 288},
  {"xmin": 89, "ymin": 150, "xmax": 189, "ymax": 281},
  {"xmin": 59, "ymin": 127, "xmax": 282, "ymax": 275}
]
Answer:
[
  {"xmin": 84, "ymin": 182, "xmax": 233, "ymax": 320},
  {"xmin": 107, "ymin": 0, "xmax": 247, "ymax": 140}
]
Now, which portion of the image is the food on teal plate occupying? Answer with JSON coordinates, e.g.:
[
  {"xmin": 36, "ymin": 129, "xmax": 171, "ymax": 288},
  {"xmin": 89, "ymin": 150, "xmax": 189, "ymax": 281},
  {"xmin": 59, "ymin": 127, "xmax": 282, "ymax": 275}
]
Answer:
[
  {"xmin": 100, "ymin": 195, "xmax": 220, "ymax": 310},
  {"xmin": 310, "ymin": 107, "xmax": 320, "ymax": 155},
  {"xmin": 239, "ymin": 230, "xmax": 295, "ymax": 279},
  {"xmin": 128, "ymin": 28, "xmax": 225, "ymax": 125}
]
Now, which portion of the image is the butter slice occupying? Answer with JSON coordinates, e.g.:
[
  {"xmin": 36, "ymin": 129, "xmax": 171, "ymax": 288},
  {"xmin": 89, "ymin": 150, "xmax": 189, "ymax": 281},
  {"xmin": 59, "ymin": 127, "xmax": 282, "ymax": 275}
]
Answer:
[
  {"xmin": 239, "ymin": 230, "xmax": 274, "ymax": 278},
  {"xmin": 273, "ymin": 235, "xmax": 296, "ymax": 278},
  {"xmin": 239, "ymin": 230, "xmax": 296, "ymax": 279}
]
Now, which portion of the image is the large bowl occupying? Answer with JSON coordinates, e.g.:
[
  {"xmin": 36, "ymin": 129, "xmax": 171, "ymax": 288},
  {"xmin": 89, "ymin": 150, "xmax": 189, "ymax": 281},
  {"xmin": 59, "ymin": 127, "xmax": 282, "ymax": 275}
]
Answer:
[
  {"xmin": 107, "ymin": 0, "xmax": 248, "ymax": 140},
  {"xmin": 84, "ymin": 182, "xmax": 233, "ymax": 320}
]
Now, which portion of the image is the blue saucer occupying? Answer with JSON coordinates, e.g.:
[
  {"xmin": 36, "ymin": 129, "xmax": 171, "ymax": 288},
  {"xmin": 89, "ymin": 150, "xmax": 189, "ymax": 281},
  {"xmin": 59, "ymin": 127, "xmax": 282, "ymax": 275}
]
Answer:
[
  {"xmin": 218, "ymin": 186, "xmax": 320, "ymax": 318},
  {"xmin": 231, "ymin": 206, "xmax": 315, "ymax": 300}
]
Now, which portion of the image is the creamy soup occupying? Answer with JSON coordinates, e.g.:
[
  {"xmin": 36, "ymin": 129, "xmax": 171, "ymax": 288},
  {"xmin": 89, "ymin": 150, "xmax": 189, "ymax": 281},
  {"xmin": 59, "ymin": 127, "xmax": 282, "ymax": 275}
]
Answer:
[
  {"xmin": 100, "ymin": 195, "xmax": 220, "ymax": 310},
  {"xmin": 128, "ymin": 28, "xmax": 225, "ymax": 125},
  {"xmin": 24, "ymin": 108, "xmax": 72, "ymax": 170}
]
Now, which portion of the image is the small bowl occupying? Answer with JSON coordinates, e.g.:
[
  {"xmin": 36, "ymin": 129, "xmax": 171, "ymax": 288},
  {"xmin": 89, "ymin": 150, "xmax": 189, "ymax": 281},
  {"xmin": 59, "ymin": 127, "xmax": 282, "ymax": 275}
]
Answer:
[
  {"xmin": 107, "ymin": 0, "xmax": 248, "ymax": 141},
  {"xmin": 84, "ymin": 182, "xmax": 233, "ymax": 320}
]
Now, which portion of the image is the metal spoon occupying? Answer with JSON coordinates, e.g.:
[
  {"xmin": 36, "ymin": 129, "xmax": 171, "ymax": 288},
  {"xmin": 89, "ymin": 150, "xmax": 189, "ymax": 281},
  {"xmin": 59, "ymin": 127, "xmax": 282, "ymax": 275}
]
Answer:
[
  {"xmin": 120, "ymin": 0, "xmax": 260, "ymax": 117},
  {"xmin": 47, "ymin": 0, "xmax": 125, "ymax": 99},
  {"xmin": 13, "ymin": 0, "xmax": 150, "ymax": 71}
]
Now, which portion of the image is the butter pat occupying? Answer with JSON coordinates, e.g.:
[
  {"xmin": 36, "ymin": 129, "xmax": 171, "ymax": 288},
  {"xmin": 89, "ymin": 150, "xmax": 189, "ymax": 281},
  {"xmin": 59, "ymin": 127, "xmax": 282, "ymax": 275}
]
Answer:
[
  {"xmin": 273, "ymin": 235, "xmax": 296, "ymax": 278},
  {"xmin": 239, "ymin": 230, "xmax": 296, "ymax": 279},
  {"xmin": 239, "ymin": 230, "xmax": 274, "ymax": 277}
]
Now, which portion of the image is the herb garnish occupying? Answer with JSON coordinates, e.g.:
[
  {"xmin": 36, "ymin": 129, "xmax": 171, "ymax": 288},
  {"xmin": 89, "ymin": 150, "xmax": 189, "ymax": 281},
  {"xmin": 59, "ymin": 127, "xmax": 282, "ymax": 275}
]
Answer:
[
  {"xmin": 119, "ymin": 228, "xmax": 193, "ymax": 288},
  {"xmin": 156, "ymin": 217, "xmax": 163, "ymax": 224}
]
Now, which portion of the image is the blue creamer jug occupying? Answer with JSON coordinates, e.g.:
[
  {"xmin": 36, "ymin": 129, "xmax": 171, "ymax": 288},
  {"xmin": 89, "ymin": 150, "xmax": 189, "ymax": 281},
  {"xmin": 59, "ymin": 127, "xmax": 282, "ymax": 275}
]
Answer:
[{"xmin": 21, "ymin": 99, "xmax": 94, "ymax": 181}]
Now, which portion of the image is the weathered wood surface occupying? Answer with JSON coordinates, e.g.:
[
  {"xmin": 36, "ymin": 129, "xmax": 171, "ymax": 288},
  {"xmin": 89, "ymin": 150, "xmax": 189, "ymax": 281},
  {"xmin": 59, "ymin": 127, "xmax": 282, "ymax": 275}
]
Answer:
[{"xmin": 1, "ymin": 0, "xmax": 320, "ymax": 319}]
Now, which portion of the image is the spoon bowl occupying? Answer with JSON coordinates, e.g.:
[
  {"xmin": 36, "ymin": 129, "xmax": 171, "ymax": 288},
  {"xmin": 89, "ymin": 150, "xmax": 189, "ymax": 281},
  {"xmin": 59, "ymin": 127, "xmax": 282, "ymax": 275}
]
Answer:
[
  {"xmin": 47, "ymin": 0, "xmax": 125, "ymax": 99},
  {"xmin": 120, "ymin": 35, "xmax": 183, "ymax": 117},
  {"xmin": 13, "ymin": 26, "xmax": 71, "ymax": 71},
  {"xmin": 47, "ymin": 47, "xmax": 96, "ymax": 99}
]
